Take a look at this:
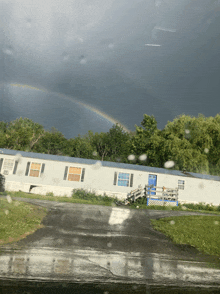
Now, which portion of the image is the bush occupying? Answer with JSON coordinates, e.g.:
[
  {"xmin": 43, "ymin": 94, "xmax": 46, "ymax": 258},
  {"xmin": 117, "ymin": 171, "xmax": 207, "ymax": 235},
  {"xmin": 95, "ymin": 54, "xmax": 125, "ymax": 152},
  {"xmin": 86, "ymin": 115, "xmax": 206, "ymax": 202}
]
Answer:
[
  {"xmin": 71, "ymin": 188, "xmax": 116, "ymax": 205},
  {"xmin": 180, "ymin": 202, "xmax": 218, "ymax": 212},
  {"xmin": 0, "ymin": 174, "xmax": 5, "ymax": 192},
  {"xmin": 46, "ymin": 192, "xmax": 54, "ymax": 197}
]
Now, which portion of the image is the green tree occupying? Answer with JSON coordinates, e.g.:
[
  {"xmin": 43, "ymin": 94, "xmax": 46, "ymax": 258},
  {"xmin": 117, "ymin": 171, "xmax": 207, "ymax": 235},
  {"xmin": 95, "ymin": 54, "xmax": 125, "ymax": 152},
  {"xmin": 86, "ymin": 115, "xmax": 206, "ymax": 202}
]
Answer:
[
  {"xmin": 130, "ymin": 114, "xmax": 161, "ymax": 165},
  {"xmin": 4, "ymin": 117, "xmax": 45, "ymax": 151},
  {"xmin": 65, "ymin": 134, "xmax": 94, "ymax": 159},
  {"xmin": 33, "ymin": 127, "xmax": 68, "ymax": 155},
  {"xmin": 162, "ymin": 114, "xmax": 211, "ymax": 173},
  {"xmin": 0, "ymin": 121, "xmax": 8, "ymax": 148}
]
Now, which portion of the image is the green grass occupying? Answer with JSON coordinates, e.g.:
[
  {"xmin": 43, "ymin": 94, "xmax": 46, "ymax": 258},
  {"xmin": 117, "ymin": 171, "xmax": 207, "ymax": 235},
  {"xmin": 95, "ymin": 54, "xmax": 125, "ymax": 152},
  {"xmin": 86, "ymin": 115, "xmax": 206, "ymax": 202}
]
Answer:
[
  {"xmin": 0, "ymin": 190, "xmax": 119, "ymax": 207},
  {"xmin": 1, "ymin": 190, "xmax": 220, "ymax": 214},
  {"xmin": 150, "ymin": 215, "xmax": 220, "ymax": 258},
  {"xmin": 0, "ymin": 197, "xmax": 47, "ymax": 245},
  {"xmin": 129, "ymin": 197, "xmax": 220, "ymax": 214}
]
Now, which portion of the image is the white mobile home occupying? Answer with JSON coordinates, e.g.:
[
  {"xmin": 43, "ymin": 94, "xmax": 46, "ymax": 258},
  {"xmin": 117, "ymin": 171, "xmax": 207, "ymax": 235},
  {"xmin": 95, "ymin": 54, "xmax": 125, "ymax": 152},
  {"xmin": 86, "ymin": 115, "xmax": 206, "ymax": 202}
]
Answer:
[{"xmin": 0, "ymin": 148, "xmax": 220, "ymax": 206}]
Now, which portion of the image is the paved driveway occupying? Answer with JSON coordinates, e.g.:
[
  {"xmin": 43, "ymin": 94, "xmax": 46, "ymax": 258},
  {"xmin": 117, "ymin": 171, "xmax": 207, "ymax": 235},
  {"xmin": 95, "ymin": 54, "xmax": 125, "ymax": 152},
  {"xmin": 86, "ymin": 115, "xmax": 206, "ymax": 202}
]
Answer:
[{"xmin": 0, "ymin": 196, "xmax": 220, "ymax": 287}]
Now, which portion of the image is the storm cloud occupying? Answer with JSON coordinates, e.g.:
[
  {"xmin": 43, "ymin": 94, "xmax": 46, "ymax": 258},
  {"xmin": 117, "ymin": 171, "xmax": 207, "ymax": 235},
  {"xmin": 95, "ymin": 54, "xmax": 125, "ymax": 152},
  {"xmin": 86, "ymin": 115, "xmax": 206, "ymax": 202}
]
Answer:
[{"xmin": 1, "ymin": 0, "xmax": 220, "ymax": 137}]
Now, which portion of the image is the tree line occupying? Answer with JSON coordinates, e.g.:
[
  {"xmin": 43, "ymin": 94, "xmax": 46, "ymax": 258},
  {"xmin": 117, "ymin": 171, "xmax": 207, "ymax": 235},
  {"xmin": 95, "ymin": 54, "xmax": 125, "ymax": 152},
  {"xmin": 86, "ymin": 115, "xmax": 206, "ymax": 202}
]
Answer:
[{"xmin": 1, "ymin": 114, "xmax": 220, "ymax": 176}]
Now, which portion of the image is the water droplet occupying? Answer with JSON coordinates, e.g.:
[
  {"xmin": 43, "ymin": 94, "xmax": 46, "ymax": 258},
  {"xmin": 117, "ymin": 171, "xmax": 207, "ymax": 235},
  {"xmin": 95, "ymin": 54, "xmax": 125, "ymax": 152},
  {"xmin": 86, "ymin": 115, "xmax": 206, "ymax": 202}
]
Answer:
[
  {"xmin": 139, "ymin": 154, "xmax": 147, "ymax": 161},
  {"xmin": 185, "ymin": 129, "xmax": 190, "ymax": 134},
  {"xmin": 63, "ymin": 54, "xmax": 69, "ymax": 62},
  {"xmin": 15, "ymin": 153, "xmax": 22, "ymax": 163},
  {"xmin": 93, "ymin": 151, "xmax": 98, "ymax": 156},
  {"xmin": 204, "ymin": 148, "xmax": 209, "ymax": 153},
  {"xmin": 155, "ymin": 0, "xmax": 162, "ymax": 7},
  {"xmin": 92, "ymin": 161, "xmax": 102, "ymax": 170},
  {"xmin": 5, "ymin": 210, "xmax": 9, "ymax": 215},
  {"xmin": 79, "ymin": 55, "xmax": 87, "ymax": 64},
  {"xmin": 108, "ymin": 43, "xmax": 114, "ymax": 49},
  {"xmin": 107, "ymin": 242, "xmax": 112, "ymax": 247},
  {"xmin": 170, "ymin": 220, "xmax": 175, "ymax": 225},
  {"xmin": 6, "ymin": 195, "xmax": 12, "ymax": 204},
  {"xmin": 164, "ymin": 161, "xmax": 175, "ymax": 168},
  {"xmin": 128, "ymin": 154, "xmax": 135, "ymax": 161},
  {"xmin": 198, "ymin": 182, "xmax": 205, "ymax": 189},
  {"xmin": 26, "ymin": 18, "xmax": 32, "ymax": 27},
  {"xmin": 3, "ymin": 48, "xmax": 13, "ymax": 56}
]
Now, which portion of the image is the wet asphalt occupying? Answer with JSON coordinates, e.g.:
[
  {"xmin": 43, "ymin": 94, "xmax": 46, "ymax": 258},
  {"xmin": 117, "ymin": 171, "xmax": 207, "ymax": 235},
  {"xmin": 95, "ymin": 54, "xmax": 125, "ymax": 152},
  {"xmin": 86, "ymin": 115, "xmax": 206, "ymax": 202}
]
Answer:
[
  {"xmin": 1, "ymin": 196, "xmax": 219, "ymax": 264},
  {"xmin": 0, "ymin": 196, "xmax": 220, "ymax": 291}
]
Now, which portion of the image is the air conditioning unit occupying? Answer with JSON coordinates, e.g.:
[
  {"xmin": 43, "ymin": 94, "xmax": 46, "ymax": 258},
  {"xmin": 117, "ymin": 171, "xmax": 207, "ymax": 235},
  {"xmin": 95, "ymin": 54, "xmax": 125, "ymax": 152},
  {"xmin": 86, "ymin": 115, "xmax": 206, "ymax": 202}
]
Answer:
[{"xmin": 3, "ymin": 170, "xmax": 9, "ymax": 175}]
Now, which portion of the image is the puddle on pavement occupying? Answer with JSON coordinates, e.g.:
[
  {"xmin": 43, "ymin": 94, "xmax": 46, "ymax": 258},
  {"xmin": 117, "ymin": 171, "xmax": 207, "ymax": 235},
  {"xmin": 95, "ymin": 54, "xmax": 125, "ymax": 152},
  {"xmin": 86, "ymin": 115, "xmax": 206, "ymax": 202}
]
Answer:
[{"xmin": 0, "ymin": 247, "xmax": 219, "ymax": 291}]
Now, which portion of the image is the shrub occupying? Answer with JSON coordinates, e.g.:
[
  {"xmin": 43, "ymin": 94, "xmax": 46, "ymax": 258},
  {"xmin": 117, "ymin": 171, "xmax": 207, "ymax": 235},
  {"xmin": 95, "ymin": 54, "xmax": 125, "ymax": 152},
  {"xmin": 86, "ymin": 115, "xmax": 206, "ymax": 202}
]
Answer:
[
  {"xmin": 0, "ymin": 174, "xmax": 5, "ymax": 192},
  {"xmin": 46, "ymin": 192, "xmax": 54, "ymax": 197},
  {"xmin": 71, "ymin": 189, "xmax": 117, "ymax": 205}
]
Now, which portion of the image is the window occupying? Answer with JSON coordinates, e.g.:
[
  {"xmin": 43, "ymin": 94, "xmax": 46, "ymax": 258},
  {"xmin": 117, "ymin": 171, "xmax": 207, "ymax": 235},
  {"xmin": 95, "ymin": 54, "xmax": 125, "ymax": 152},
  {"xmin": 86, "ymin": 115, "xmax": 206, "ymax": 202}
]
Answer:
[
  {"xmin": 178, "ymin": 180, "xmax": 185, "ymax": 190},
  {"xmin": 113, "ymin": 172, "xmax": 134, "ymax": 187},
  {"xmin": 0, "ymin": 158, "xmax": 18, "ymax": 175},
  {"xmin": 25, "ymin": 162, "xmax": 45, "ymax": 177},
  {"xmin": 2, "ymin": 159, "xmax": 14, "ymax": 171},
  {"xmin": 63, "ymin": 166, "xmax": 85, "ymax": 182}
]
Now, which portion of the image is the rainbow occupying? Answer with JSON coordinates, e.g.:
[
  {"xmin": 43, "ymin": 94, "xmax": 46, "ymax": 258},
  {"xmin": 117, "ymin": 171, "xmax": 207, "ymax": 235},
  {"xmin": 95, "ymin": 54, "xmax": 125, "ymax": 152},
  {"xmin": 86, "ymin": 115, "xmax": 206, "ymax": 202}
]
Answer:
[{"xmin": 9, "ymin": 83, "xmax": 130, "ymax": 133}]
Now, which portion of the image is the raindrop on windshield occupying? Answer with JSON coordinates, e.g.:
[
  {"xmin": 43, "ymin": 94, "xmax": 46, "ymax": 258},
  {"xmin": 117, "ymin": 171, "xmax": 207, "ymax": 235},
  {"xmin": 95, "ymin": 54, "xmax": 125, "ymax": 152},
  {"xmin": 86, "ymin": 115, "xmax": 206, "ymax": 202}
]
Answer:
[
  {"xmin": 108, "ymin": 43, "xmax": 114, "ymax": 49},
  {"xmin": 139, "ymin": 154, "xmax": 147, "ymax": 161},
  {"xmin": 79, "ymin": 55, "xmax": 87, "ymax": 64},
  {"xmin": 155, "ymin": 0, "xmax": 162, "ymax": 7},
  {"xmin": 26, "ymin": 18, "xmax": 32, "ymax": 27},
  {"xmin": 15, "ymin": 153, "xmax": 22, "ymax": 163},
  {"xmin": 3, "ymin": 47, "xmax": 13, "ymax": 56},
  {"xmin": 128, "ymin": 154, "xmax": 135, "ymax": 161},
  {"xmin": 164, "ymin": 160, "xmax": 175, "ymax": 168},
  {"xmin": 63, "ymin": 54, "xmax": 69, "ymax": 62},
  {"xmin": 92, "ymin": 161, "xmax": 102, "ymax": 170},
  {"xmin": 6, "ymin": 195, "xmax": 12, "ymax": 204}
]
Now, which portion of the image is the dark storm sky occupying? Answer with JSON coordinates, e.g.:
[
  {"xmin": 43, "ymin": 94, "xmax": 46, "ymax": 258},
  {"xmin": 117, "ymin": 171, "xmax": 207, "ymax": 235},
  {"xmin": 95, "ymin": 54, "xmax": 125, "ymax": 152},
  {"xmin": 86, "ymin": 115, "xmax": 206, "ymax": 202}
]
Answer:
[{"xmin": 1, "ymin": 0, "xmax": 220, "ymax": 137}]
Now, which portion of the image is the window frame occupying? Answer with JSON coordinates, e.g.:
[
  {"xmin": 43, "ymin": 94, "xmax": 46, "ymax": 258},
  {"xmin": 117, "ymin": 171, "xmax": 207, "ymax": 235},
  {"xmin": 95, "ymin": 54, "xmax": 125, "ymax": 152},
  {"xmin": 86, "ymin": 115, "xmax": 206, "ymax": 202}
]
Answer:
[
  {"xmin": 178, "ymin": 180, "xmax": 185, "ymax": 190},
  {"xmin": 64, "ymin": 166, "xmax": 85, "ymax": 182},
  {"xmin": 1, "ymin": 158, "xmax": 17, "ymax": 175},
  {"xmin": 114, "ymin": 171, "xmax": 133, "ymax": 187},
  {"xmin": 28, "ymin": 162, "xmax": 43, "ymax": 178}
]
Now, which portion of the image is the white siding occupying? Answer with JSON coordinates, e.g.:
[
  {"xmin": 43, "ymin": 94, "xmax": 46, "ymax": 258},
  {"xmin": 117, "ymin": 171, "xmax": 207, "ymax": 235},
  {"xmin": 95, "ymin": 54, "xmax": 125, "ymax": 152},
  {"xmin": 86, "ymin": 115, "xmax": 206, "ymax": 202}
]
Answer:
[{"xmin": 1, "ymin": 153, "xmax": 220, "ymax": 205}]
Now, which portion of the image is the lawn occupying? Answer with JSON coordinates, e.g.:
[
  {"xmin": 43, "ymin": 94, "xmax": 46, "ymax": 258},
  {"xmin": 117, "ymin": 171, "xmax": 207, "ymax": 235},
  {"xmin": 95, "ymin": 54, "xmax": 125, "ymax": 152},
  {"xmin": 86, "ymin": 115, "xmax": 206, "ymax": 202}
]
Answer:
[
  {"xmin": 1, "ymin": 190, "xmax": 117, "ymax": 206},
  {"xmin": 150, "ymin": 215, "xmax": 220, "ymax": 258},
  {"xmin": 0, "ymin": 196, "xmax": 47, "ymax": 245}
]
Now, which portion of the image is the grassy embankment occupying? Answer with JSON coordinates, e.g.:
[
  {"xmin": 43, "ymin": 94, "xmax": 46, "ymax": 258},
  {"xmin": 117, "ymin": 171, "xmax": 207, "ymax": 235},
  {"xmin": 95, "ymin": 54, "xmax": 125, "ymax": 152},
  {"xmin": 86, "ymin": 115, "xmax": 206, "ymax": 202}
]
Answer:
[
  {"xmin": 0, "ymin": 189, "xmax": 220, "ymax": 260},
  {"xmin": 150, "ymin": 215, "xmax": 220, "ymax": 260},
  {"xmin": 0, "ymin": 196, "xmax": 47, "ymax": 245}
]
